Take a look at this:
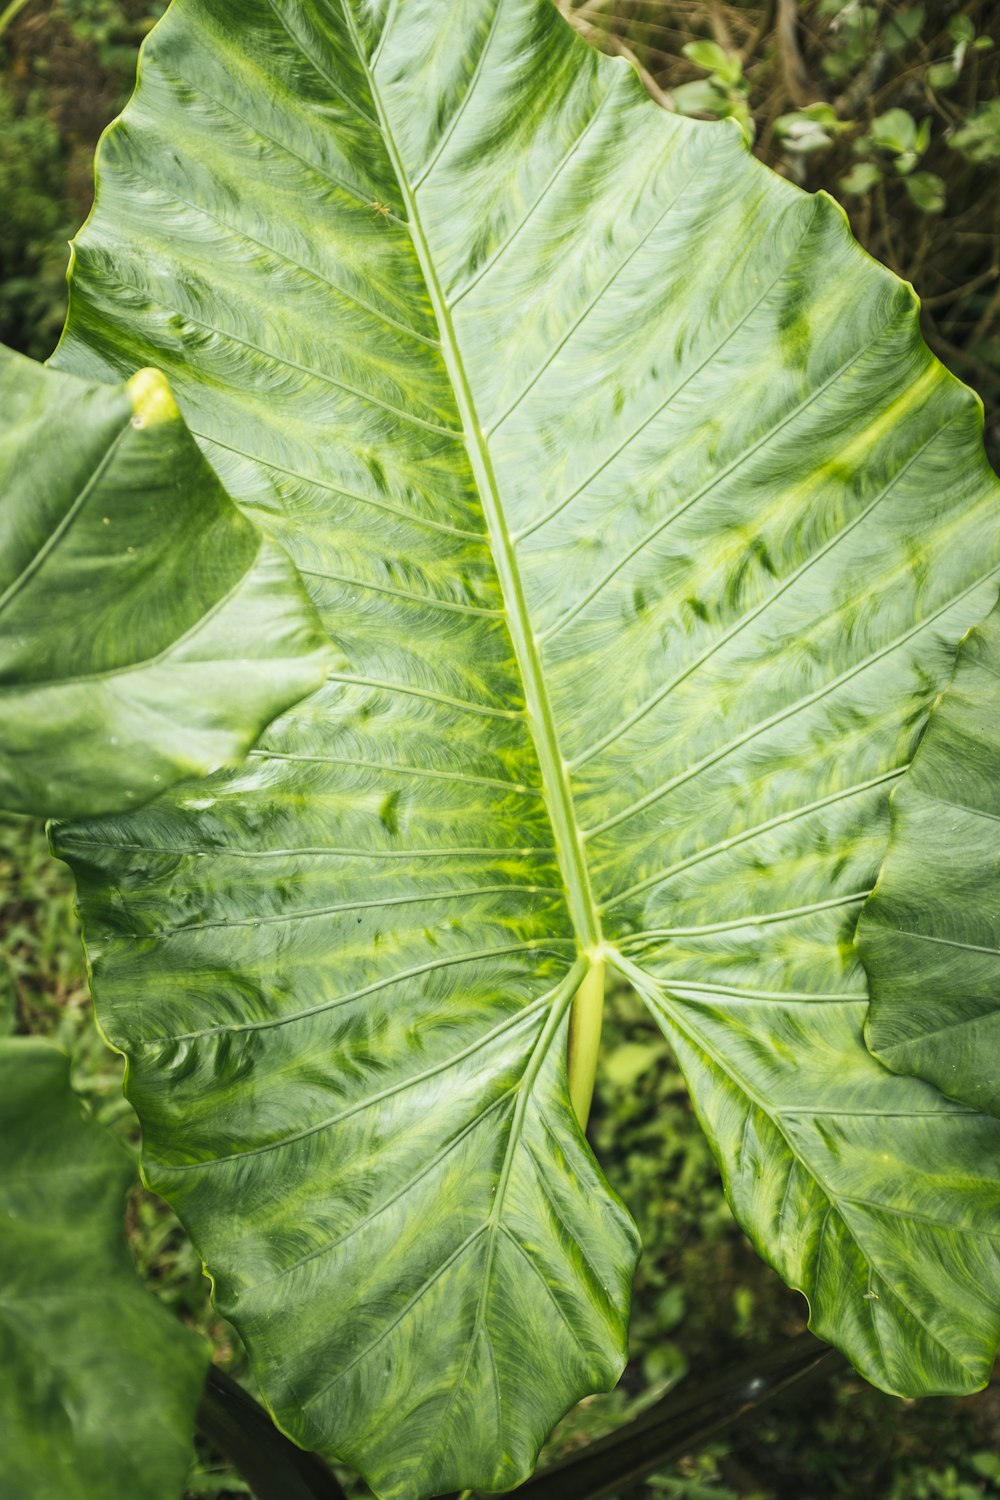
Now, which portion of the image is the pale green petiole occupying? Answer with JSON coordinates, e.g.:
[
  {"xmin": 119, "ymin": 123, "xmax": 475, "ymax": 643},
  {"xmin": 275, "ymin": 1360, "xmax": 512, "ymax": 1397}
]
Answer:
[{"xmin": 567, "ymin": 952, "xmax": 606, "ymax": 1128}]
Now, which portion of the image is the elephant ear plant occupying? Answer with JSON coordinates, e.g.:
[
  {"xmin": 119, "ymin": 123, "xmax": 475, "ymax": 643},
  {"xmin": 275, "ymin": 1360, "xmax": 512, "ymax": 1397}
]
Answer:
[{"xmin": 1, "ymin": 0, "xmax": 999, "ymax": 1496}]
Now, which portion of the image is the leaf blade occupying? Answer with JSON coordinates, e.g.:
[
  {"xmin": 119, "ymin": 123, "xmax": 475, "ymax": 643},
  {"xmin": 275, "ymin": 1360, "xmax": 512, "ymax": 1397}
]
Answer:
[
  {"xmin": 0, "ymin": 1038, "xmax": 209, "ymax": 1500},
  {"xmin": 859, "ymin": 594, "xmax": 1000, "ymax": 1116},
  {"xmin": 0, "ymin": 347, "xmax": 332, "ymax": 818},
  {"xmin": 47, "ymin": 0, "xmax": 1000, "ymax": 1492},
  {"xmin": 619, "ymin": 955, "xmax": 1000, "ymax": 1397}
]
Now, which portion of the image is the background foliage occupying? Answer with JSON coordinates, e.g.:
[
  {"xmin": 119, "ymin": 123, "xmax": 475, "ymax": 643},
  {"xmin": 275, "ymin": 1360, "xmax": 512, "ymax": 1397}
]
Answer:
[{"xmin": 1, "ymin": 0, "xmax": 998, "ymax": 1495}]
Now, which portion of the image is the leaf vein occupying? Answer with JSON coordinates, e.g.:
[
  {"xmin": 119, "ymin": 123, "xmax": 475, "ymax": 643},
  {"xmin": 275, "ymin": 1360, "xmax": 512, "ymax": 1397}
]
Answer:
[
  {"xmin": 328, "ymin": 672, "xmax": 523, "ymax": 721},
  {"xmin": 297, "ymin": 566, "xmax": 502, "ymax": 616},
  {"xmin": 147, "ymin": 941, "xmax": 575, "ymax": 1044},
  {"xmin": 158, "ymin": 992, "xmax": 551, "ymax": 1171},
  {"xmin": 247, "ymin": 748, "xmax": 542, "ymax": 797},
  {"xmin": 515, "ymin": 197, "xmax": 824, "ymax": 548},
  {"xmin": 584, "ymin": 567, "xmax": 1000, "ymax": 838},
  {"xmin": 447, "ymin": 80, "xmax": 619, "ymax": 306},
  {"xmin": 600, "ymin": 768, "xmax": 906, "ymax": 912},
  {"xmin": 541, "ymin": 316, "xmax": 897, "ymax": 642},
  {"xmin": 570, "ymin": 423, "xmax": 954, "ymax": 768},
  {"xmin": 189, "ymin": 430, "xmax": 487, "ymax": 541}
]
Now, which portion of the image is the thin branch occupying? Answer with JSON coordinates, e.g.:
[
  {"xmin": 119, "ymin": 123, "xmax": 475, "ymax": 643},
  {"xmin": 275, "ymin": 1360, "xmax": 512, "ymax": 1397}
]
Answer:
[
  {"xmin": 560, "ymin": 2, "xmax": 673, "ymax": 109},
  {"xmin": 443, "ymin": 1334, "xmax": 839, "ymax": 1500},
  {"xmin": 708, "ymin": 0, "xmax": 736, "ymax": 54},
  {"xmin": 776, "ymin": 0, "xmax": 813, "ymax": 106},
  {"xmin": 922, "ymin": 267, "xmax": 999, "ymax": 310},
  {"xmin": 739, "ymin": 0, "xmax": 777, "ymax": 66}
]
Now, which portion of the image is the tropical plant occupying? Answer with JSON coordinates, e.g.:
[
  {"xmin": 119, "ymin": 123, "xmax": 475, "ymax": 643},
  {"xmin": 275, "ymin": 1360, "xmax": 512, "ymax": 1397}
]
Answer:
[{"xmin": 2, "ymin": 1, "xmax": 999, "ymax": 1498}]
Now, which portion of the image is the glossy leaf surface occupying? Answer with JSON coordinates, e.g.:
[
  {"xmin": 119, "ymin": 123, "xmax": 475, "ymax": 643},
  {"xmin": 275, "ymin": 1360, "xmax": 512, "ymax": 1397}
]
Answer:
[
  {"xmin": 0, "ymin": 1038, "xmax": 209, "ymax": 1500},
  {"xmin": 0, "ymin": 345, "xmax": 331, "ymax": 818},
  {"xmin": 860, "ymin": 594, "xmax": 1000, "ymax": 1116},
  {"xmin": 50, "ymin": 1, "xmax": 1000, "ymax": 1494}
]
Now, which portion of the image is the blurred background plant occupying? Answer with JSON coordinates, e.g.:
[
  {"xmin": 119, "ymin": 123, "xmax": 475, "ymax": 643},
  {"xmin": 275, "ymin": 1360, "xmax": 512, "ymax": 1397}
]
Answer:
[
  {"xmin": 0, "ymin": 0, "xmax": 167, "ymax": 359},
  {"xmin": 1, "ymin": 1, "xmax": 999, "ymax": 1496}
]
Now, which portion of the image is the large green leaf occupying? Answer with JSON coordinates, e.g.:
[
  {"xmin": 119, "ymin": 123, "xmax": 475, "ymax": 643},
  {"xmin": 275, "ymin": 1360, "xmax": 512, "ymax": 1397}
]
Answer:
[
  {"xmin": 0, "ymin": 1037, "xmax": 209, "ymax": 1500},
  {"xmin": 859, "ymin": 593, "xmax": 1000, "ymax": 1116},
  {"xmin": 48, "ymin": 0, "xmax": 1000, "ymax": 1493},
  {"xmin": 0, "ymin": 345, "xmax": 331, "ymax": 818}
]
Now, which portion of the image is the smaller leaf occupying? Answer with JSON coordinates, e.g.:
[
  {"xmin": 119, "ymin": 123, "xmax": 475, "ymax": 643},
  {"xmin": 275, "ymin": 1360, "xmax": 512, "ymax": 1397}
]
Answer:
[
  {"xmin": 971, "ymin": 1453, "xmax": 1000, "ymax": 1482},
  {"xmin": 798, "ymin": 102, "xmax": 845, "ymax": 128},
  {"xmin": 950, "ymin": 100, "xmax": 1000, "ymax": 163},
  {"xmin": 839, "ymin": 161, "xmax": 883, "ymax": 195},
  {"xmin": 672, "ymin": 79, "xmax": 730, "ymax": 118},
  {"xmin": 904, "ymin": 170, "xmax": 946, "ymax": 213},
  {"xmin": 928, "ymin": 61, "xmax": 959, "ymax": 90},
  {"xmin": 681, "ymin": 39, "xmax": 735, "ymax": 80},
  {"xmin": 775, "ymin": 115, "xmax": 837, "ymax": 155},
  {"xmin": 0, "ymin": 1037, "xmax": 210, "ymax": 1500},
  {"xmin": 0, "ymin": 346, "xmax": 333, "ymax": 819},
  {"xmin": 602, "ymin": 1041, "xmax": 662, "ymax": 1089},
  {"xmin": 884, "ymin": 6, "xmax": 925, "ymax": 49},
  {"xmin": 870, "ymin": 107, "xmax": 918, "ymax": 154},
  {"xmin": 860, "ymin": 594, "xmax": 1000, "ymax": 1117}
]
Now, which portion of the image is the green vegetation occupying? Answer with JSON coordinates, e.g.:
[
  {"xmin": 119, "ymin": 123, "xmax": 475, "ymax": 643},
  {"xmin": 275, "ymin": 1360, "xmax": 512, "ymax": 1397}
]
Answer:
[
  {"xmin": 2, "ymin": 1, "xmax": 1000, "ymax": 1496},
  {"xmin": 3, "ymin": 1, "xmax": 996, "ymax": 450},
  {"xmin": 7, "ymin": 814, "xmax": 1000, "ymax": 1497},
  {"xmin": 0, "ymin": 347, "xmax": 331, "ymax": 817},
  {"xmin": 0, "ymin": 1, "xmax": 169, "ymax": 358},
  {"xmin": 0, "ymin": 1037, "xmax": 208, "ymax": 1500}
]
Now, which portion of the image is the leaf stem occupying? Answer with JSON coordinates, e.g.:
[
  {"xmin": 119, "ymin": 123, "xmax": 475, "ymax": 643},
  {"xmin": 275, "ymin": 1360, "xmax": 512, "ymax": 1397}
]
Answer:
[
  {"xmin": 196, "ymin": 1366, "xmax": 347, "ymax": 1500},
  {"xmin": 567, "ymin": 954, "xmax": 605, "ymax": 1126}
]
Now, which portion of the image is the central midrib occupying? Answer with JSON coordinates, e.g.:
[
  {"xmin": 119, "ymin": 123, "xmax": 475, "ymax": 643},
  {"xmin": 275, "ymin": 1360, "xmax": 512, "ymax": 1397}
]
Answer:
[{"xmin": 346, "ymin": 13, "xmax": 603, "ymax": 958}]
